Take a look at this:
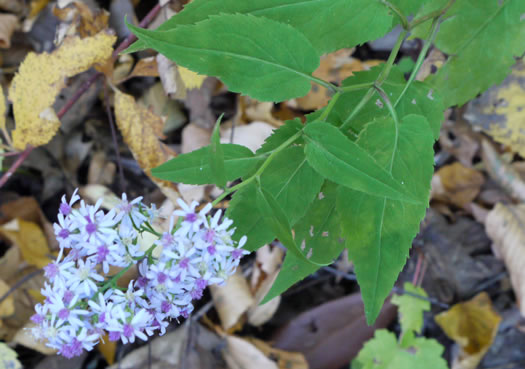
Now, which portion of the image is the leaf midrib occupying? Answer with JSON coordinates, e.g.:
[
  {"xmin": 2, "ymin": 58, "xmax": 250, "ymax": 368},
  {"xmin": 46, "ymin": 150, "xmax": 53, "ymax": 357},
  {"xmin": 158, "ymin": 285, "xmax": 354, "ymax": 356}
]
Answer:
[{"xmin": 137, "ymin": 32, "xmax": 316, "ymax": 85}]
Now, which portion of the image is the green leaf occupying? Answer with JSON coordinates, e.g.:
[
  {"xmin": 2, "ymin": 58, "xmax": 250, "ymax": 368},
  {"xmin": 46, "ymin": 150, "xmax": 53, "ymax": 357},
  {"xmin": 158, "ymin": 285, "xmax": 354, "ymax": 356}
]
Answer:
[
  {"xmin": 389, "ymin": 0, "xmax": 429, "ymax": 15},
  {"xmin": 352, "ymin": 330, "xmax": 448, "ymax": 369},
  {"xmin": 261, "ymin": 253, "xmax": 317, "ymax": 304},
  {"xmin": 392, "ymin": 282, "xmax": 430, "ymax": 336},
  {"xmin": 256, "ymin": 118, "xmax": 304, "ymax": 155},
  {"xmin": 261, "ymin": 181, "xmax": 345, "ymax": 304},
  {"xmin": 293, "ymin": 181, "xmax": 345, "ymax": 265},
  {"xmin": 337, "ymin": 115, "xmax": 434, "ymax": 324},
  {"xmin": 427, "ymin": 0, "xmax": 525, "ymax": 107},
  {"xmin": 256, "ymin": 185, "xmax": 324, "ymax": 266},
  {"xmin": 151, "ymin": 144, "xmax": 262, "ymax": 185},
  {"xmin": 209, "ymin": 114, "xmax": 227, "ymax": 188},
  {"xmin": 126, "ymin": 14, "xmax": 320, "ymax": 102},
  {"xmin": 330, "ymin": 66, "xmax": 444, "ymax": 140},
  {"xmin": 226, "ymin": 146, "xmax": 323, "ymax": 251},
  {"xmin": 127, "ymin": 0, "xmax": 395, "ymax": 56},
  {"xmin": 304, "ymin": 121, "xmax": 417, "ymax": 203},
  {"xmin": 226, "ymin": 181, "xmax": 275, "ymax": 251}
]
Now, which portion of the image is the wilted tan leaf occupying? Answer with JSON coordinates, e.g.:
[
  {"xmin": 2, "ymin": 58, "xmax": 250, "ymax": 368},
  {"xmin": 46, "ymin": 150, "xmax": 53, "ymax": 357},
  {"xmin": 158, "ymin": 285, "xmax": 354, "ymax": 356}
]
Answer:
[
  {"xmin": 481, "ymin": 139, "xmax": 525, "ymax": 202},
  {"xmin": 179, "ymin": 66, "xmax": 206, "ymax": 90},
  {"xmin": 8, "ymin": 32, "xmax": 116, "ymax": 150},
  {"xmin": 247, "ymin": 245, "xmax": 284, "ymax": 326},
  {"xmin": 113, "ymin": 89, "xmax": 179, "ymax": 201},
  {"xmin": 0, "ymin": 219, "xmax": 51, "ymax": 268},
  {"xmin": 223, "ymin": 335, "xmax": 279, "ymax": 369},
  {"xmin": 210, "ymin": 270, "xmax": 255, "ymax": 332},
  {"xmin": 0, "ymin": 279, "xmax": 14, "ymax": 317},
  {"xmin": 79, "ymin": 185, "xmax": 121, "ymax": 210},
  {"xmin": 129, "ymin": 56, "xmax": 159, "ymax": 78},
  {"xmin": 486, "ymin": 203, "xmax": 525, "ymax": 315},
  {"xmin": 465, "ymin": 61, "xmax": 525, "ymax": 157},
  {"xmin": 0, "ymin": 13, "xmax": 17, "ymax": 49},
  {"xmin": 435, "ymin": 292, "xmax": 501, "ymax": 369},
  {"xmin": 0, "ymin": 246, "xmax": 21, "ymax": 282},
  {"xmin": 431, "ymin": 162, "xmax": 485, "ymax": 207},
  {"xmin": 249, "ymin": 338, "xmax": 308, "ymax": 369}
]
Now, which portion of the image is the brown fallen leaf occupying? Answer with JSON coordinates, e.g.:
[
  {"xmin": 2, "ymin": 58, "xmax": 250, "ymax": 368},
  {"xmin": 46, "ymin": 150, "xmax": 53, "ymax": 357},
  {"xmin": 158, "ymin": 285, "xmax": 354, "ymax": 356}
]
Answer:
[
  {"xmin": 0, "ymin": 85, "xmax": 7, "ymax": 143},
  {"xmin": 97, "ymin": 334, "xmax": 116, "ymax": 365},
  {"xmin": 273, "ymin": 293, "xmax": 396, "ymax": 369},
  {"xmin": 239, "ymin": 97, "xmax": 283, "ymax": 127},
  {"xmin": 87, "ymin": 151, "xmax": 116, "ymax": 185},
  {"xmin": 79, "ymin": 185, "xmax": 121, "ymax": 210},
  {"xmin": 8, "ymin": 31, "xmax": 116, "ymax": 150},
  {"xmin": 416, "ymin": 48, "xmax": 446, "ymax": 81},
  {"xmin": 210, "ymin": 269, "xmax": 255, "ymax": 332},
  {"xmin": 0, "ymin": 279, "xmax": 14, "ymax": 318},
  {"xmin": 295, "ymin": 49, "xmax": 381, "ymax": 110},
  {"xmin": 123, "ymin": 56, "xmax": 159, "ymax": 81},
  {"xmin": 0, "ymin": 219, "xmax": 51, "ymax": 268},
  {"xmin": 53, "ymin": 1, "xmax": 110, "ymax": 41},
  {"xmin": 431, "ymin": 162, "xmax": 485, "ymax": 207},
  {"xmin": 113, "ymin": 89, "xmax": 180, "ymax": 202},
  {"xmin": 223, "ymin": 335, "xmax": 279, "ymax": 369},
  {"xmin": 0, "ymin": 13, "xmax": 17, "ymax": 49},
  {"xmin": 108, "ymin": 322, "xmax": 225, "ymax": 369},
  {"xmin": 1, "ymin": 196, "xmax": 59, "ymax": 252},
  {"xmin": 481, "ymin": 139, "xmax": 525, "ymax": 202},
  {"xmin": 247, "ymin": 245, "xmax": 284, "ymax": 326},
  {"xmin": 435, "ymin": 292, "xmax": 501, "ymax": 369},
  {"xmin": 439, "ymin": 118, "xmax": 480, "ymax": 167},
  {"xmin": 486, "ymin": 203, "xmax": 525, "ymax": 315},
  {"xmin": 248, "ymin": 338, "xmax": 308, "ymax": 369}
]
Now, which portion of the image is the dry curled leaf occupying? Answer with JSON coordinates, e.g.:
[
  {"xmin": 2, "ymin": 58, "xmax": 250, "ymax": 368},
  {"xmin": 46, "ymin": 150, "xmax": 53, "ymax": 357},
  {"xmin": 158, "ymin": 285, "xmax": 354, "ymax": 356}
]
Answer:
[
  {"xmin": 435, "ymin": 292, "xmax": 501, "ymax": 369},
  {"xmin": 481, "ymin": 139, "xmax": 525, "ymax": 202},
  {"xmin": 248, "ymin": 338, "xmax": 308, "ymax": 369},
  {"xmin": 113, "ymin": 89, "xmax": 179, "ymax": 201},
  {"xmin": 431, "ymin": 162, "xmax": 485, "ymax": 207},
  {"xmin": 8, "ymin": 32, "xmax": 116, "ymax": 150},
  {"xmin": 486, "ymin": 203, "xmax": 525, "ymax": 316}
]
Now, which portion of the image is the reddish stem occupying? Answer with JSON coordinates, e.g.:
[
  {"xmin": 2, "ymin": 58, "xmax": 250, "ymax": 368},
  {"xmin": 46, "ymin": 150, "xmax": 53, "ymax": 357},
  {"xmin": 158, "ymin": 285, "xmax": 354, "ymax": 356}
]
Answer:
[{"xmin": 0, "ymin": 3, "xmax": 163, "ymax": 189}]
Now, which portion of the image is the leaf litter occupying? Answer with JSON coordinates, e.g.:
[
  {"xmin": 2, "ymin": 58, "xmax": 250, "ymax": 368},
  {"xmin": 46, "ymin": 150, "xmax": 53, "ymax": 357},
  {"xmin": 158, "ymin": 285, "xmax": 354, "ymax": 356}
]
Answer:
[{"xmin": 0, "ymin": 1, "xmax": 524, "ymax": 369}]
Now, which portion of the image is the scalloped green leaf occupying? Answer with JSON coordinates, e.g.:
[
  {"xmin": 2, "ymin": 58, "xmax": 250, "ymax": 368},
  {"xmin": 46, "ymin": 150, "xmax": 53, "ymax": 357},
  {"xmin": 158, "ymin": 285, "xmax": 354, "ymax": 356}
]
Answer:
[
  {"xmin": 127, "ymin": 0, "xmax": 395, "ymax": 56},
  {"xmin": 428, "ymin": 0, "xmax": 525, "ymax": 107},
  {"xmin": 337, "ymin": 114, "xmax": 434, "ymax": 324},
  {"xmin": 127, "ymin": 14, "xmax": 320, "ymax": 102}
]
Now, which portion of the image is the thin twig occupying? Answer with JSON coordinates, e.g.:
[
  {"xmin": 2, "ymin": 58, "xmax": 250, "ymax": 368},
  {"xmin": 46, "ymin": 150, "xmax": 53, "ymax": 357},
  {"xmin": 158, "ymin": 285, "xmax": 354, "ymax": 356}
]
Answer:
[
  {"xmin": 0, "ymin": 269, "xmax": 43, "ymax": 305},
  {"xmin": 0, "ymin": 2, "xmax": 164, "ymax": 189},
  {"xmin": 104, "ymin": 82, "xmax": 126, "ymax": 193}
]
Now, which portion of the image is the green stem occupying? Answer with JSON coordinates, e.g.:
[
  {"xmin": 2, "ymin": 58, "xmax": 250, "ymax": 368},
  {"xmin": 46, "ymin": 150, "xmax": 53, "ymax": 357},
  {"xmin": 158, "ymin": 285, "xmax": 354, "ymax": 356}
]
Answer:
[
  {"xmin": 309, "ymin": 75, "xmax": 341, "ymax": 93},
  {"xmin": 382, "ymin": 0, "xmax": 409, "ymax": 30},
  {"xmin": 409, "ymin": 0, "xmax": 456, "ymax": 29},
  {"xmin": 374, "ymin": 86, "xmax": 399, "ymax": 171},
  {"xmin": 339, "ymin": 88, "xmax": 376, "ymax": 132},
  {"xmin": 319, "ymin": 92, "xmax": 341, "ymax": 121},
  {"xmin": 394, "ymin": 17, "xmax": 440, "ymax": 107},
  {"xmin": 340, "ymin": 82, "xmax": 374, "ymax": 93},
  {"xmin": 212, "ymin": 130, "xmax": 303, "ymax": 206},
  {"xmin": 339, "ymin": 30, "xmax": 407, "ymax": 133},
  {"xmin": 377, "ymin": 30, "xmax": 407, "ymax": 86}
]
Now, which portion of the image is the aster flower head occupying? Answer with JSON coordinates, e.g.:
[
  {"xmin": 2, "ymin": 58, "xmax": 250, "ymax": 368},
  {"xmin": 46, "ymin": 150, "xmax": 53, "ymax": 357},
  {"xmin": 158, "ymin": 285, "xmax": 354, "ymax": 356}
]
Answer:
[{"xmin": 32, "ymin": 192, "xmax": 248, "ymax": 358}]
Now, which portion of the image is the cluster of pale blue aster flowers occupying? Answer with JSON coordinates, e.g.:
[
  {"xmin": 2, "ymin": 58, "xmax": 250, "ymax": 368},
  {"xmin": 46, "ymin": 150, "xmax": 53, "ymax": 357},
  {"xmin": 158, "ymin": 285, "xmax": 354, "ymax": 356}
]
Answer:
[{"xmin": 30, "ymin": 190, "xmax": 248, "ymax": 358}]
